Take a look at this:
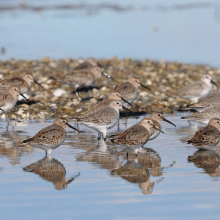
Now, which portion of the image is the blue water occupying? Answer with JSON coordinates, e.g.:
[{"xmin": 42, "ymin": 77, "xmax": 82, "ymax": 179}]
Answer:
[
  {"xmin": 0, "ymin": 115, "xmax": 220, "ymax": 219},
  {"xmin": 0, "ymin": 0, "xmax": 220, "ymax": 66}
]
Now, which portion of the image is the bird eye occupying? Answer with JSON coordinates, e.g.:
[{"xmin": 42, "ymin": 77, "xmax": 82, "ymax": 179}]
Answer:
[
  {"xmin": 158, "ymin": 114, "xmax": 161, "ymax": 116},
  {"xmin": 116, "ymin": 94, "xmax": 119, "ymax": 96},
  {"xmin": 135, "ymin": 80, "xmax": 138, "ymax": 82},
  {"xmin": 202, "ymin": 138, "xmax": 205, "ymax": 140},
  {"xmin": 147, "ymin": 121, "xmax": 150, "ymax": 123},
  {"xmin": 117, "ymin": 102, "xmax": 120, "ymax": 105},
  {"xmin": 217, "ymin": 121, "xmax": 219, "ymax": 124},
  {"xmin": 63, "ymin": 120, "xmax": 66, "ymax": 123}
]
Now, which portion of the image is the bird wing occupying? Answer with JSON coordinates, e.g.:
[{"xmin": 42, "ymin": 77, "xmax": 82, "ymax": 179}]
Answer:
[
  {"xmin": 64, "ymin": 70, "xmax": 91, "ymax": 85},
  {"xmin": 115, "ymin": 82, "xmax": 136, "ymax": 97},
  {"xmin": 177, "ymin": 81, "xmax": 205, "ymax": 97},
  {"xmin": 26, "ymin": 125, "xmax": 66, "ymax": 145},
  {"xmin": 0, "ymin": 78, "xmax": 23, "ymax": 88},
  {"xmin": 110, "ymin": 124, "xmax": 148, "ymax": 146},
  {"xmin": 77, "ymin": 107, "xmax": 118, "ymax": 125},
  {"xmin": 191, "ymin": 125, "xmax": 220, "ymax": 146}
]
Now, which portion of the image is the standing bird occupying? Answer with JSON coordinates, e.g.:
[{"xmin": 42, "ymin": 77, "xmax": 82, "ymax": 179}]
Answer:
[
  {"xmin": 114, "ymin": 76, "xmax": 151, "ymax": 105},
  {"xmin": 50, "ymin": 67, "xmax": 112, "ymax": 100},
  {"xmin": 187, "ymin": 118, "xmax": 220, "ymax": 150},
  {"xmin": 0, "ymin": 73, "xmax": 44, "ymax": 94},
  {"xmin": 109, "ymin": 118, "xmax": 162, "ymax": 158},
  {"xmin": 149, "ymin": 112, "xmax": 176, "ymax": 140},
  {"xmin": 0, "ymin": 86, "xmax": 27, "ymax": 114},
  {"xmin": 80, "ymin": 91, "xmax": 133, "ymax": 116},
  {"xmin": 23, "ymin": 117, "xmax": 80, "ymax": 155},
  {"xmin": 173, "ymin": 74, "xmax": 218, "ymax": 103},
  {"xmin": 74, "ymin": 100, "xmax": 122, "ymax": 140}
]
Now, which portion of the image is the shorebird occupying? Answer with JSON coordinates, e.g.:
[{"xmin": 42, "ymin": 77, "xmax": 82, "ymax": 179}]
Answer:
[
  {"xmin": 0, "ymin": 73, "xmax": 44, "ymax": 94},
  {"xmin": 0, "ymin": 86, "xmax": 27, "ymax": 114},
  {"xmin": 114, "ymin": 76, "xmax": 151, "ymax": 104},
  {"xmin": 181, "ymin": 107, "xmax": 220, "ymax": 124},
  {"xmin": 23, "ymin": 155, "xmax": 80, "ymax": 190},
  {"xmin": 109, "ymin": 118, "xmax": 162, "ymax": 158},
  {"xmin": 187, "ymin": 90, "xmax": 220, "ymax": 112},
  {"xmin": 23, "ymin": 117, "xmax": 80, "ymax": 155},
  {"xmin": 173, "ymin": 74, "xmax": 218, "ymax": 103},
  {"xmin": 74, "ymin": 100, "xmax": 122, "ymax": 140},
  {"xmin": 50, "ymin": 67, "xmax": 112, "ymax": 99},
  {"xmin": 149, "ymin": 112, "xmax": 176, "ymax": 140},
  {"xmin": 80, "ymin": 91, "xmax": 133, "ymax": 116},
  {"xmin": 74, "ymin": 57, "xmax": 102, "ymax": 70},
  {"xmin": 187, "ymin": 118, "xmax": 220, "ymax": 150}
]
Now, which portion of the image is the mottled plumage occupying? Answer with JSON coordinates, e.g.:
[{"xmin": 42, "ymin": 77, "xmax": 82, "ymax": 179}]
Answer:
[
  {"xmin": 75, "ymin": 101, "xmax": 122, "ymax": 139},
  {"xmin": 0, "ymin": 73, "xmax": 42, "ymax": 94},
  {"xmin": 187, "ymin": 118, "xmax": 220, "ymax": 150},
  {"xmin": 114, "ymin": 76, "xmax": 150, "ymax": 104},
  {"xmin": 80, "ymin": 92, "xmax": 132, "ymax": 116},
  {"xmin": 23, "ymin": 117, "xmax": 80, "ymax": 155},
  {"xmin": 182, "ymin": 107, "xmax": 220, "ymax": 124},
  {"xmin": 173, "ymin": 74, "xmax": 217, "ymax": 102},
  {"xmin": 74, "ymin": 58, "xmax": 98, "ymax": 70},
  {"xmin": 109, "ymin": 118, "xmax": 160, "ymax": 157}
]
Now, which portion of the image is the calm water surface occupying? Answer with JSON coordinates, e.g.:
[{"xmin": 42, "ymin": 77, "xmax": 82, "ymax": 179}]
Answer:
[{"xmin": 1, "ymin": 113, "xmax": 220, "ymax": 219}]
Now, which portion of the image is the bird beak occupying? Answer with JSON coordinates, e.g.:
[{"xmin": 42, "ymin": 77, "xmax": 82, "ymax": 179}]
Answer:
[
  {"xmin": 67, "ymin": 123, "xmax": 80, "ymax": 132},
  {"xmin": 102, "ymin": 72, "xmax": 114, "ymax": 80},
  {"xmin": 140, "ymin": 83, "xmax": 151, "ymax": 91},
  {"xmin": 120, "ymin": 96, "xmax": 133, "ymax": 107},
  {"xmin": 211, "ymin": 80, "xmax": 218, "ymax": 88},
  {"xmin": 162, "ymin": 116, "xmax": 176, "ymax": 127},
  {"xmin": 122, "ymin": 105, "xmax": 134, "ymax": 113},
  {"xmin": 34, "ymin": 79, "xmax": 45, "ymax": 89},
  {"xmin": 153, "ymin": 124, "xmax": 164, "ymax": 133},
  {"xmin": 20, "ymin": 93, "xmax": 28, "ymax": 101}
]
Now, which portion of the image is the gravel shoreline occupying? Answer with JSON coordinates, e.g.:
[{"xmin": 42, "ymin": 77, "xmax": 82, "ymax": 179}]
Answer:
[{"xmin": 1, "ymin": 57, "xmax": 220, "ymax": 121}]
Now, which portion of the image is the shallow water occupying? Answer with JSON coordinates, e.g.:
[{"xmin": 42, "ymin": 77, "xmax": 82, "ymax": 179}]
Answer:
[{"xmin": 1, "ymin": 113, "xmax": 220, "ymax": 219}]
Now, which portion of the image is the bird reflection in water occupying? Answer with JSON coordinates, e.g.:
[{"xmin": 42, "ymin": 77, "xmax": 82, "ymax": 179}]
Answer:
[
  {"xmin": 111, "ymin": 158, "xmax": 163, "ymax": 194},
  {"xmin": 77, "ymin": 139, "xmax": 121, "ymax": 170},
  {"xmin": 0, "ymin": 129, "xmax": 33, "ymax": 165},
  {"xmin": 23, "ymin": 155, "xmax": 80, "ymax": 190},
  {"xmin": 188, "ymin": 150, "xmax": 220, "ymax": 177}
]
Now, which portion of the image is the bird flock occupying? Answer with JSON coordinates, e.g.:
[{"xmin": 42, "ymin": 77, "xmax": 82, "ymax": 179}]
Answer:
[{"xmin": 0, "ymin": 58, "xmax": 220, "ymax": 158}]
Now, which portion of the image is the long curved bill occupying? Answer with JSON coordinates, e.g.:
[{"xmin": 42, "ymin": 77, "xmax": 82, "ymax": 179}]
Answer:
[
  {"xmin": 34, "ymin": 79, "xmax": 45, "ymax": 89},
  {"xmin": 211, "ymin": 80, "xmax": 218, "ymax": 88},
  {"xmin": 162, "ymin": 116, "xmax": 176, "ymax": 127},
  {"xmin": 140, "ymin": 83, "xmax": 151, "ymax": 91},
  {"xmin": 120, "ymin": 96, "xmax": 133, "ymax": 107},
  {"xmin": 20, "ymin": 93, "xmax": 28, "ymax": 101},
  {"xmin": 153, "ymin": 124, "xmax": 164, "ymax": 133},
  {"xmin": 67, "ymin": 123, "xmax": 80, "ymax": 132}
]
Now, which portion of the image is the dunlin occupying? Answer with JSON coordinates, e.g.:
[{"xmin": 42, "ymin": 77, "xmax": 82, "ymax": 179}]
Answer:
[
  {"xmin": 187, "ymin": 90, "xmax": 220, "ymax": 111},
  {"xmin": 74, "ymin": 57, "xmax": 101, "ymax": 70},
  {"xmin": 74, "ymin": 100, "xmax": 122, "ymax": 140},
  {"xmin": 23, "ymin": 155, "xmax": 80, "ymax": 190},
  {"xmin": 50, "ymin": 67, "xmax": 112, "ymax": 99},
  {"xmin": 181, "ymin": 107, "xmax": 220, "ymax": 124},
  {"xmin": 109, "ymin": 118, "xmax": 162, "ymax": 158},
  {"xmin": 114, "ymin": 76, "xmax": 151, "ymax": 104},
  {"xmin": 149, "ymin": 112, "xmax": 176, "ymax": 140},
  {"xmin": 23, "ymin": 117, "xmax": 80, "ymax": 155},
  {"xmin": 80, "ymin": 91, "xmax": 132, "ymax": 116},
  {"xmin": 187, "ymin": 118, "xmax": 220, "ymax": 150},
  {"xmin": 173, "ymin": 74, "xmax": 218, "ymax": 103},
  {"xmin": 0, "ymin": 86, "xmax": 27, "ymax": 114},
  {"xmin": 0, "ymin": 73, "xmax": 43, "ymax": 94}
]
